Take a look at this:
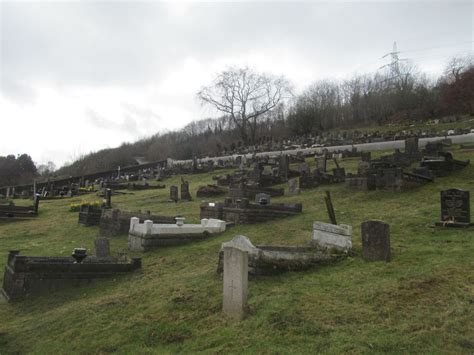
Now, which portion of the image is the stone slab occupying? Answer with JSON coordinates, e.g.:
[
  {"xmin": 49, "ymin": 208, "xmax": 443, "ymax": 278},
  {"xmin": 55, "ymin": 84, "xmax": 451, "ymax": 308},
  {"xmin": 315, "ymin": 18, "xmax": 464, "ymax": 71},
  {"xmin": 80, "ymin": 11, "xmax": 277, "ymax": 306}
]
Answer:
[{"xmin": 223, "ymin": 247, "xmax": 248, "ymax": 321}]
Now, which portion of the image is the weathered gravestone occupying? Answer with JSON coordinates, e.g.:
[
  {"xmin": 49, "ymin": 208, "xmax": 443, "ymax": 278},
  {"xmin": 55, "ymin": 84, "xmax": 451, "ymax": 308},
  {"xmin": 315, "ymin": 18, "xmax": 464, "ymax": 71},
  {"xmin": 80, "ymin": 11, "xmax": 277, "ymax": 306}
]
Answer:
[
  {"xmin": 361, "ymin": 220, "xmax": 391, "ymax": 262},
  {"xmin": 180, "ymin": 180, "xmax": 192, "ymax": 201},
  {"xmin": 279, "ymin": 155, "xmax": 289, "ymax": 180},
  {"xmin": 405, "ymin": 137, "xmax": 420, "ymax": 160},
  {"xmin": 288, "ymin": 178, "xmax": 300, "ymax": 195},
  {"xmin": 94, "ymin": 237, "xmax": 110, "ymax": 258},
  {"xmin": 311, "ymin": 221, "xmax": 352, "ymax": 253},
  {"xmin": 436, "ymin": 189, "xmax": 471, "ymax": 227},
  {"xmin": 170, "ymin": 185, "xmax": 178, "ymax": 202},
  {"xmin": 222, "ymin": 246, "xmax": 248, "ymax": 321}
]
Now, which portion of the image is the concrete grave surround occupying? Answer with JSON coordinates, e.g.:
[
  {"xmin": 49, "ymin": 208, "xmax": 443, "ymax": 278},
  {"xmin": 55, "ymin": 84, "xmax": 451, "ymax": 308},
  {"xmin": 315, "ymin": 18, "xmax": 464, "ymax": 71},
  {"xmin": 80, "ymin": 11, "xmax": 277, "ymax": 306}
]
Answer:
[
  {"xmin": 222, "ymin": 247, "xmax": 248, "ymax": 321},
  {"xmin": 218, "ymin": 235, "xmax": 346, "ymax": 275},
  {"xmin": 128, "ymin": 217, "xmax": 226, "ymax": 251},
  {"xmin": 311, "ymin": 221, "xmax": 352, "ymax": 253}
]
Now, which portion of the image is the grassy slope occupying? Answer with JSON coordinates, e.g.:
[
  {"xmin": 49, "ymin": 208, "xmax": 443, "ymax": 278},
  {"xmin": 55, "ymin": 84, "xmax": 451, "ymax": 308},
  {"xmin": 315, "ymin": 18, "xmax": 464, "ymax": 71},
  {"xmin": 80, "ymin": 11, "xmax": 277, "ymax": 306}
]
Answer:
[{"xmin": 0, "ymin": 149, "xmax": 473, "ymax": 354}]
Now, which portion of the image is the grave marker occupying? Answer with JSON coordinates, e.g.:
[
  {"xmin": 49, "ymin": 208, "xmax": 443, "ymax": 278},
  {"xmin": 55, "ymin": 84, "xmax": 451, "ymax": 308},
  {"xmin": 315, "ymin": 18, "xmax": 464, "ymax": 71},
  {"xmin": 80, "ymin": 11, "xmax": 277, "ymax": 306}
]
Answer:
[
  {"xmin": 180, "ymin": 178, "xmax": 192, "ymax": 201},
  {"xmin": 361, "ymin": 220, "xmax": 391, "ymax": 262},
  {"xmin": 437, "ymin": 189, "xmax": 471, "ymax": 227},
  {"xmin": 170, "ymin": 186, "xmax": 178, "ymax": 202},
  {"xmin": 222, "ymin": 247, "xmax": 248, "ymax": 321}
]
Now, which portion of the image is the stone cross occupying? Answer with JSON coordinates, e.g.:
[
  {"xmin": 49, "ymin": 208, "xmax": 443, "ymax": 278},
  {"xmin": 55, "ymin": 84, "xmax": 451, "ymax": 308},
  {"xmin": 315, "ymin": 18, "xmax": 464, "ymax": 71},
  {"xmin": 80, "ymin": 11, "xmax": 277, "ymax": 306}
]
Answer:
[
  {"xmin": 361, "ymin": 220, "xmax": 391, "ymax": 261},
  {"xmin": 222, "ymin": 247, "xmax": 248, "ymax": 321}
]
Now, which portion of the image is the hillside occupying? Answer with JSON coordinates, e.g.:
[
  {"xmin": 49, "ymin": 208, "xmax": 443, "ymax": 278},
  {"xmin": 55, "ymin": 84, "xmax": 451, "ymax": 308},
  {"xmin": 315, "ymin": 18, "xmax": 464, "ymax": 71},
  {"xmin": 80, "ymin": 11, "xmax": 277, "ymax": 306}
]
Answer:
[
  {"xmin": 54, "ymin": 115, "xmax": 474, "ymax": 179},
  {"xmin": 0, "ymin": 148, "xmax": 473, "ymax": 353}
]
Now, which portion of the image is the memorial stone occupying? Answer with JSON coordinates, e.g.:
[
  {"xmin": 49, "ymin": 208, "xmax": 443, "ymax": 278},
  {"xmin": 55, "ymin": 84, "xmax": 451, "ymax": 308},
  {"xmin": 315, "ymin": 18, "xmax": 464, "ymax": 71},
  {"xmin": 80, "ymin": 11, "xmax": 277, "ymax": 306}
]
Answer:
[
  {"xmin": 222, "ymin": 247, "xmax": 248, "ymax": 321},
  {"xmin": 361, "ymin": 220, "xmax": 391, "ymax": 262}
]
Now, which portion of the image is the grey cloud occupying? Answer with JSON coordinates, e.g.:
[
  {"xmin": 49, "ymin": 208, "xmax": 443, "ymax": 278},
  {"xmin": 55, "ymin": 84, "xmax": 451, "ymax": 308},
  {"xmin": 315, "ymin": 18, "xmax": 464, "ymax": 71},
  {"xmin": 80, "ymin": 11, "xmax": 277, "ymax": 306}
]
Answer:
[
  {"xmin": 85, "ymin": 106, "xmax": 155, "ymax": 136},
  {"xmin": 121, "ymin": 102, "xmax": 162, "ymax": 128},
  {"xmin": 2, "ymin": 1, "xmax": 471, "ymax": 99}
]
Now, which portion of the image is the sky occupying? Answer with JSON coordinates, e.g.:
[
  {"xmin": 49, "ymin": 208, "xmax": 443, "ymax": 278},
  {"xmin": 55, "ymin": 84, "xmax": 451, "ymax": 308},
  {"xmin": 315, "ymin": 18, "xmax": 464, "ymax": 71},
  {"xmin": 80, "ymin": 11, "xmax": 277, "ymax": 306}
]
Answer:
[{"xmin": 0, "ymin": 0, "xmax": 472, "ymax": 168}]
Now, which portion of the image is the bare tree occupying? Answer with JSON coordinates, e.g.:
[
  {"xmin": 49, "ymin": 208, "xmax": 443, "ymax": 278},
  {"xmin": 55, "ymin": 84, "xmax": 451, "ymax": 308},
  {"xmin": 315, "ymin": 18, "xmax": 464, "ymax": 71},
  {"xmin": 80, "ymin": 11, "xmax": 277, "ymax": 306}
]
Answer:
[
  {"xmin": 197, "ymin": 67, "xmax": 293, "ymax": 144},
  {"xmin": 443, "ymin": 55, "xmax": 474, "ymax": 84}
]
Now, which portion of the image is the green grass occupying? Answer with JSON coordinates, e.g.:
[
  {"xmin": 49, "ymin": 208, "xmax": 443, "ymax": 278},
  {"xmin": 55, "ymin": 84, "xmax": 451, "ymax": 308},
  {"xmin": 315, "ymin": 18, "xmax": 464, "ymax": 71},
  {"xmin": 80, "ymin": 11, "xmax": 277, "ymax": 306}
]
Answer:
[{"xmin": 0, "ymin": 148, "xmax": 473, "ymax": 354}]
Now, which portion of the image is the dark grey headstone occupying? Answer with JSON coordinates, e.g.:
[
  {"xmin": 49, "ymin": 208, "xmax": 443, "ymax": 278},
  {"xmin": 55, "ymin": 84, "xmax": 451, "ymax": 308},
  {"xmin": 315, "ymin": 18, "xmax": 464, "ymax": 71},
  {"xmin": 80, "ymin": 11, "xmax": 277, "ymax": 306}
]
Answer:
[
  {"xmin": 361, "ymin": 220, "xmax": 391, "ymax": 262},
  {"xmin": 181, "ymin": 182, "xmax": 192, "ymax": 201},
  {"xmin": 440, "ymin": 189, "xmax": 470, "ymax": 225},
  {"xmin": 170, "ymin": 186, "xmax": 178, "ymax": 202}
]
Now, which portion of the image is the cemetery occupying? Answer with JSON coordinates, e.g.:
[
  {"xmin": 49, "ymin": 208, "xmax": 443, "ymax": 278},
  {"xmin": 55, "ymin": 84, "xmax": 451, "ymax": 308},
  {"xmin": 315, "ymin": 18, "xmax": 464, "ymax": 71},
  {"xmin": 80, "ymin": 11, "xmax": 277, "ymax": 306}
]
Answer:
[
  {"xmin": 2, "ymin": 3, "xmax": 474, "ymax": 350},
  {"xmin": 0, "ymin": 143, "xmax": 473, "ymax": 353}
]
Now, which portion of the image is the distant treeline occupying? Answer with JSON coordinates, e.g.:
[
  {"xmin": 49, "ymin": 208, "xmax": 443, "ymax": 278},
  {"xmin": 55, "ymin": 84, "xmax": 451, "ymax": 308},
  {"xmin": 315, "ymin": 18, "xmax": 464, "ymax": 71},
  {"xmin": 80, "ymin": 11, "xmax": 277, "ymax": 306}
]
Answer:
[
  {"xmin": 0, "ymin": 154, "xmax": 37, "ymax": 187},
  {"xmin": 4, "ymin": 55, "xmax": 473, "ymax": 183}
]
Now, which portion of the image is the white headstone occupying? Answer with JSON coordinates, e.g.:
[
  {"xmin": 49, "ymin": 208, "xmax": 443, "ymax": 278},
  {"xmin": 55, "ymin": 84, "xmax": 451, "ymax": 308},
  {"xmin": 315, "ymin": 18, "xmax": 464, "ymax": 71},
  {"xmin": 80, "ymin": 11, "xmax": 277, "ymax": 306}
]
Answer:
[
  {"xmin": 223, "ymin": 247, "xmax": 248, "ymax": 321},
  {"xmin": 144, "ymin": 220, "xmax": 153, "ymax": 234},
  {"xmin": 130, "ymin": 217, "xmax": 139, "ymax": 232}
]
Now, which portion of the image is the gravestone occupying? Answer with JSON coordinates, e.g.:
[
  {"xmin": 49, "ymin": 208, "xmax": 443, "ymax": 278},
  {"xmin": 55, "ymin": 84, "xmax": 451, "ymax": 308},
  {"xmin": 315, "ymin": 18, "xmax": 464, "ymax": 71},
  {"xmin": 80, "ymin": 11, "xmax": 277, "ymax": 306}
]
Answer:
[
  {"xmin": 94, "ymin": 237, "xmax": 110, "ymax": 258},
  {"xmin": 279, "ymin": 155, "xmax": 289, "ymax": 180},
  {"xmin": 437, "ymin": 189, "xmax": 471, "ymax": 227},
  {"xmin": 170, "ymin": 186, "xmax": 178, "ymax": 202},
  {"xmin": 222, "ymin": 246, "xmax": 248, "ymax": 321},
  {"xmin": 105, "ymin": 188, "xmax": 112, "ymax": 208},
  {"xmin": 255, "ymin": 193, "xmax": 271, "ymax": 205},
  {"xmin": 315, "ymin": 156, "xmax": 327, "ymax": 172},
  {"xmin": 405, "ymin": 137, "xmax": 420, "ymax": 158},
  {"xmin": 288, "ymin": 178, "xmax": 299, "ymax": 195},
  {"xmin": 180, "ymin": 180, "xmax": 192, "ymax": 201},
  {"xmin": 361, "ymin": 220, "xmax": 391, "ymax": 262}
]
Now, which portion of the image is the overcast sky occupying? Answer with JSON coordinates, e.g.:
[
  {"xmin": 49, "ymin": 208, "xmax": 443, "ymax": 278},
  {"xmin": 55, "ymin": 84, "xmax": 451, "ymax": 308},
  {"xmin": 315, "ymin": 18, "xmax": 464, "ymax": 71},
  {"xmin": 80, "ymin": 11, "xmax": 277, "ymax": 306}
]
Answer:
[{"xmin": 0, "ymin": 1, "xmax": 472, "ymax": 167}]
